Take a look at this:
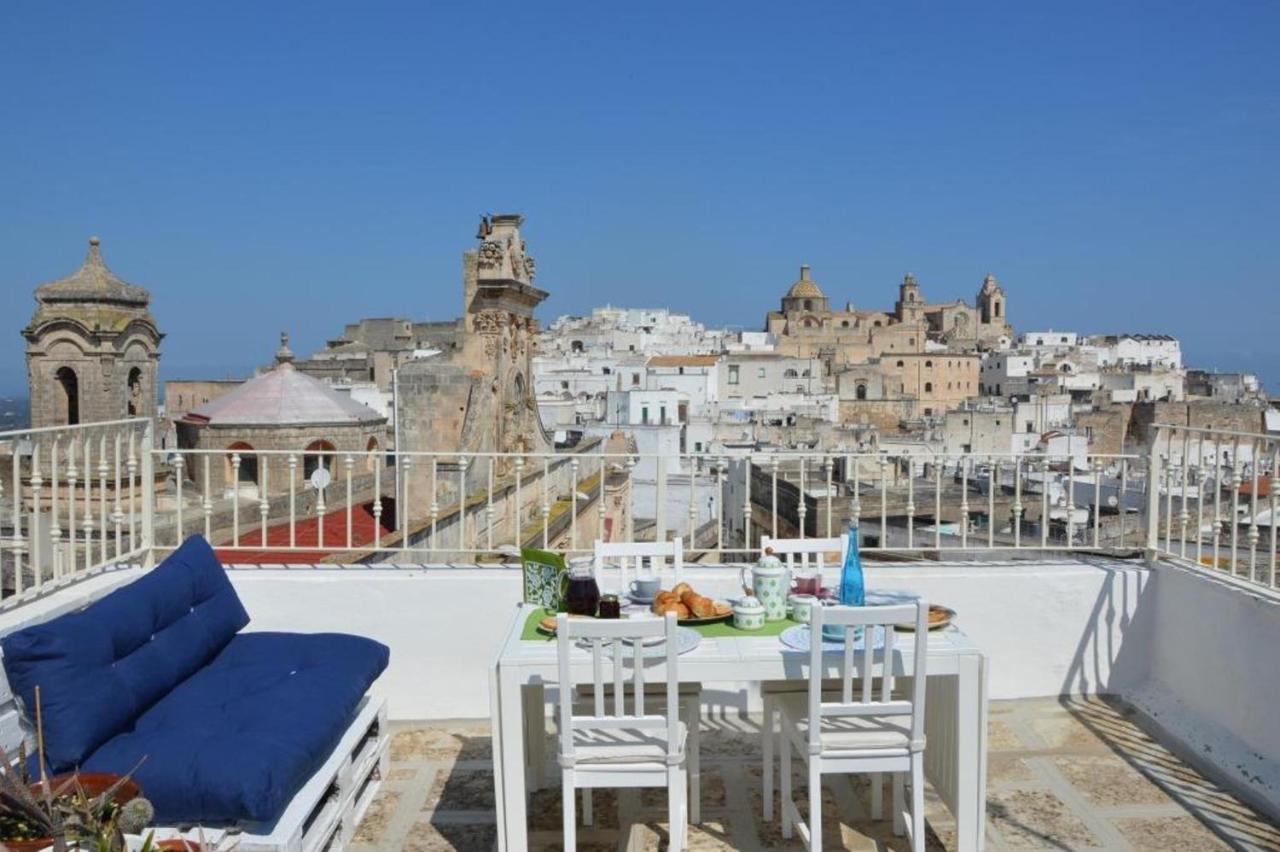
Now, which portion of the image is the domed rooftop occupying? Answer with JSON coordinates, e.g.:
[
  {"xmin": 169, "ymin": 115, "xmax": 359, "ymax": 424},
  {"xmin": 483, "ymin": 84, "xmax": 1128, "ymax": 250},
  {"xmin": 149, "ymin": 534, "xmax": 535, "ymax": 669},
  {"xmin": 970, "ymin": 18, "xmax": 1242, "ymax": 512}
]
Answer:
[
  {"xmin": 785, "ymin": 265, "xmax": 825, "ymax": 300},
  {"xmin": 185, "ymin": 355, "xmax": 385, "ymax": 428},
  {"xmin": 35, "ymin": 237, "xmax": 151, "ymax": 306}
]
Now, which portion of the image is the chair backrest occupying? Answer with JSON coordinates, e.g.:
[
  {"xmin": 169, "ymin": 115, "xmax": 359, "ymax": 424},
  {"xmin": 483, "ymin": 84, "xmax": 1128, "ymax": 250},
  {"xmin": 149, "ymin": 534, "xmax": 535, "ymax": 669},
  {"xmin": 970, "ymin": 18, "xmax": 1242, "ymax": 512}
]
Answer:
[
  {"xmin": 592, "ymin": 537, "xmax": 684, "ymax": 593},
  {"xmin": 556, "ymin": 612, "xmax": 681, "ymax": 767},
  {"xmin": 805, "ymin": 601, "xmax": 928, "ymax": 754},
  {"xmin": 761, "ymin": 535, "xmax": 849, "ymax": 573}
]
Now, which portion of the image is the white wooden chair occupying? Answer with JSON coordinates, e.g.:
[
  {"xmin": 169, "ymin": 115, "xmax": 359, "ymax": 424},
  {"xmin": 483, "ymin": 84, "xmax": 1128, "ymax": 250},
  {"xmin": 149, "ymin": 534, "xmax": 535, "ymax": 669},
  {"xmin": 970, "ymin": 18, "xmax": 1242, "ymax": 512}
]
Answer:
[
  {"xmin": 588, "ymin": 536, "xmax": 701, "ymax": 823},
  {"xmin": 592, "ymin": 536, "xmax": 684, "ymax": 595},
  {"xmin": 557, "ymin": 612, "xmax": 689, "ymax": 851},
  {"xmin": 758, "ymin": 534, "xmax": 849, "ymax": 821},
  {"xmin": 779, "ymin": 600, "xmax": 929, "ymax": 852}
]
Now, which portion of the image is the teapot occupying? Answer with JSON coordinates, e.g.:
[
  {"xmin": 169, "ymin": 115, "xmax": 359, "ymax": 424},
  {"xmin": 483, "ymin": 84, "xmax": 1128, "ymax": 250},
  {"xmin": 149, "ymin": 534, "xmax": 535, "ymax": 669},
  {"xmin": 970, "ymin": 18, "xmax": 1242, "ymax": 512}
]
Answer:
[{"xmin": 740, "ymin": 553, "xmax": 791, "ymax": 621}]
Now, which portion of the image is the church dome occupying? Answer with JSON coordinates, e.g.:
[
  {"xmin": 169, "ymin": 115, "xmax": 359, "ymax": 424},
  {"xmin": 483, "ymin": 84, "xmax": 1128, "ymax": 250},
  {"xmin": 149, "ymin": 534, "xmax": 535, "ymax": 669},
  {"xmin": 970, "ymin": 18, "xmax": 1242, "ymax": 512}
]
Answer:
[
  {"xmin": 34, "ymin": 237, "xmax": 151, "ymax": 306},
  {"xmin": 185, "ymin": 360, "xmax": 385, "ymax": 428},
  {"xmin": 785, "ymin": 265, "xmax": 825, "ymax": 300}
]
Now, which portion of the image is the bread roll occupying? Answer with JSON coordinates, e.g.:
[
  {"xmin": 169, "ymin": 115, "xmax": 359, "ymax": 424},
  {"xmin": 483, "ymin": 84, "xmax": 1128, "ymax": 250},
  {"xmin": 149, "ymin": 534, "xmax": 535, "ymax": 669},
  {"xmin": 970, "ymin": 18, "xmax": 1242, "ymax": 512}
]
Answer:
[
  {"xmin": 655, "ymin": 600, "xmax": 690, "ymax": 619},
  {"xmin": 671, "ymin": 582, "xmax": 693, "ymax": 599},
  {"xmin": 652, "ymin": 591, "xmax": 680, "ymax": 612}
]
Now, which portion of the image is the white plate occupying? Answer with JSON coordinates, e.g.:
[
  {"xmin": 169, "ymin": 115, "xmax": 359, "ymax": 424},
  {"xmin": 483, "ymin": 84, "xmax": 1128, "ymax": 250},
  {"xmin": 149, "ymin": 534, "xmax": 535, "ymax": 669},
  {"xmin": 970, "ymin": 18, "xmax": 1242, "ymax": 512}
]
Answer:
[
  {"xmin": 779, "ymin": 624, "xmax": 886, "ymax": 653},
  {"xmin": 580, "ymin": 626, "xmax": 701, "ymax": 658}
]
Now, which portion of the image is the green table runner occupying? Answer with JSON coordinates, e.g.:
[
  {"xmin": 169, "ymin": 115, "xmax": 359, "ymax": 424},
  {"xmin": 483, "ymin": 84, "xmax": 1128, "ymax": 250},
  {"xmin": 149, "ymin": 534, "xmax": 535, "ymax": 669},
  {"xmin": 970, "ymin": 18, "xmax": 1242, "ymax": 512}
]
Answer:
[{"xmin": 521, "ymin": 607, "xmax": 802, "ymax": 641}]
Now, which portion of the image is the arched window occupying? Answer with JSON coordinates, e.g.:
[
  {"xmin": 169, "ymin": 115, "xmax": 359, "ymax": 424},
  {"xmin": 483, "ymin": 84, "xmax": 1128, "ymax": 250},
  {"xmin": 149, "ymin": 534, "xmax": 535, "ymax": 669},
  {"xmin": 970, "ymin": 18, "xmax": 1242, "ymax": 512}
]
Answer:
[
  {"xmin": 570, "ymin": 340, "xmax": 584, "ymax": 353},
  {"xmin": 841, "ymin": 320, "xmax": 850, "ymax": 328},
  {"xmin": 303, "ymin": 440, "xmax": 335, "ymax": 482},
  {"xmin": 783, "ymin": 369, "xmax": 799, "ymax": 378},
  {"xmin": 925, "ymin": 360, "xmax": 933, "ymax": 368},
  {"xmin": 365, "ymin": 437, "xmax": 380, "ymax": 473},
  {"xmin": 924, "ymin": 382, "xmax": 933, "ymax": 393},
  {"xmin": 804, "ymin": 300, "xmax": 813, "ymax": 311},
  {"xmin": 802, "ymin": 369, "xmax": 811, "ymax": 377},
  {"xmin": 225, "ymin": 442, "xmax": 258, "ymax": 488},
  {"xmin": 802, "ymin": 318, "xmax": 816, "ymax": 328},
  {"xmin": 54, "ymin": 367, "xmax": 79, "ymax": 426},
  {"xmin": 126, "ymin": 367, "xmax": 143, "ymax": 416},
  {"xmin": 856, "ymin": 384, "xmax": 867, "ymax": 401},
  {"xmin": 896, "ymin": 360, "xmax": 904, "ymax": 368},
  {"xmin": 994, "ymin": 302, "xmax": 1002, "ymax": 318}
]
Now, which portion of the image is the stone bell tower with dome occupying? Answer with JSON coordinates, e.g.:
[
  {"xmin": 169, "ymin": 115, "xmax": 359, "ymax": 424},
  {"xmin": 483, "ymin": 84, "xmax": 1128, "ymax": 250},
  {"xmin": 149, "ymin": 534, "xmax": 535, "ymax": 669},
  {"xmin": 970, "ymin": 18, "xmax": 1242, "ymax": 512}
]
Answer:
[{"xmin": 23, "ymin": 236, "xmax": 163, "ymax": 427}]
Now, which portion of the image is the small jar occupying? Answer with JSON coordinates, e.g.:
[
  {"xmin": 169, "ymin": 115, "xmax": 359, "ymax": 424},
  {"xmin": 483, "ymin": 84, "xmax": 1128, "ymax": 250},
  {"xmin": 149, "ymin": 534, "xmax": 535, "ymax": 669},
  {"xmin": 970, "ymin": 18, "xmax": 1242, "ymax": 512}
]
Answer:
[
  {"xmin": 733, "ymin": 595, "xmax": 766, "ymax": 631},
  {"xmin": 787, "ymin": 594, "xmax": 818, "ymax": 624},
  {"xmin": 598, "ymin": 594, "xmax": 621, "ymax": 619}
]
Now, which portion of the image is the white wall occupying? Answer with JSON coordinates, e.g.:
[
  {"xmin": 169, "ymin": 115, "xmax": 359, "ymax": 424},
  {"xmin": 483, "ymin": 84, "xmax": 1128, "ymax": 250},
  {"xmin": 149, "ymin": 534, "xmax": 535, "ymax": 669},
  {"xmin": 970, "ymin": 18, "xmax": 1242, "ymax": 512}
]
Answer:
[{"xmin": 1128, "ymin": 563, "xmax": 1280, "ymax": 818}]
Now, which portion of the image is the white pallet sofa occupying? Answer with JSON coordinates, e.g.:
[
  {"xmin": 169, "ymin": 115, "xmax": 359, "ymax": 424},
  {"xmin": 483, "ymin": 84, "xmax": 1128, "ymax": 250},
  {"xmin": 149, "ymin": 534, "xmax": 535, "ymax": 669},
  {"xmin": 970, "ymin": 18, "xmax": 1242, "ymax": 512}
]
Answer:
[{"xmin": 0, "ymin": 541, "xmax": 390, "ymax": 852}]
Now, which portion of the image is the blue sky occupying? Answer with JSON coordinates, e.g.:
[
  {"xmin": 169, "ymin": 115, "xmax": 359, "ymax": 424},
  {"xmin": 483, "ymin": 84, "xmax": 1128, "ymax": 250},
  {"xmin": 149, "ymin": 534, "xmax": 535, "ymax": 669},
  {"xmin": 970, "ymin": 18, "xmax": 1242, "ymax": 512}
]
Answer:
[{"xmin": 1, "ymin": 1, "xmax": 1277, "ymax": 395}]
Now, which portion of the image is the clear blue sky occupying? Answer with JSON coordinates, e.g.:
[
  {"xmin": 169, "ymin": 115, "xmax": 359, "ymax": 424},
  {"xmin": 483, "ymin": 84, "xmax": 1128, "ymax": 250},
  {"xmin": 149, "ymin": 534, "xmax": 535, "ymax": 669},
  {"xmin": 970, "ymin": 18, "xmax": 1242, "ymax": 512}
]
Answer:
[{"xmin": 1, "ymin": 1, "xmax": 1277, "ymax": 395}]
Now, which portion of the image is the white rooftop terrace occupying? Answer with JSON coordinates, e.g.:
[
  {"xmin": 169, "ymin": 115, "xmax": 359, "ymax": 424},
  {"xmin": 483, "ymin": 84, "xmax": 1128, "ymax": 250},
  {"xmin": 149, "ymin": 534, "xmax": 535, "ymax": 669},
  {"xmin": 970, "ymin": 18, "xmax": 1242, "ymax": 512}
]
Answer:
[{"xmin": 1, "ymin": 419, "xmax": 1279, "ymax": 849}]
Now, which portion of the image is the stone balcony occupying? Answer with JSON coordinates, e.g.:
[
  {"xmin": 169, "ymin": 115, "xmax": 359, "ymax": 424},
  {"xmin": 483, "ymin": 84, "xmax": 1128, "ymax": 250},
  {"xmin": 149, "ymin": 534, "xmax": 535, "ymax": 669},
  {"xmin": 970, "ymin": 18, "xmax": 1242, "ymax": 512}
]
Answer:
[{"xmin": 351, "ymin": 697, "xmax": 1280, "ymax": 851}]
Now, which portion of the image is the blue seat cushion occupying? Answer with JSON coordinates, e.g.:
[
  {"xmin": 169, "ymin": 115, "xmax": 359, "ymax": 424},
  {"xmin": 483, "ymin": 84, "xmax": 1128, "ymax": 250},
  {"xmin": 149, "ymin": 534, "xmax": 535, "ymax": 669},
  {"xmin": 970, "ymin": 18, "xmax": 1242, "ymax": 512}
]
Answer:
[
  {"xmin": 83, "ymin": 631, "xmax": 390, "ymax": 825},
  {"xmin": 1, "ymin": 535, "xmax": 249, "ymax": 769}
]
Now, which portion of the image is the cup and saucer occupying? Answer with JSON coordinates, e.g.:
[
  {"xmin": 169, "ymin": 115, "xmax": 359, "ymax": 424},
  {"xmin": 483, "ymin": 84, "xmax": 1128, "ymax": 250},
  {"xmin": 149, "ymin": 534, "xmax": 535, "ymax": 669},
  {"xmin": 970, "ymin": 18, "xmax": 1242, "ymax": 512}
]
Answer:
[{"xmin": 626, "ymin": 576, "xmax": 662, "ymax": 606}]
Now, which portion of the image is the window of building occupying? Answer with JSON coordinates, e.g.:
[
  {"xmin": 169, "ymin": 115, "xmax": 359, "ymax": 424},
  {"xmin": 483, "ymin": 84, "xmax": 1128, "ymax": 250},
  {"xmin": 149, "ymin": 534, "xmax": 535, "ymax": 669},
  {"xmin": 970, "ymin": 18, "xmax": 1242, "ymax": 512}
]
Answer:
[
  {"xmin": 896, "ymin": 360, "xmax": 904, "ymax": 368},
  {"xmin": 758, "ymin": 367, "xmax": 767, "ymax": 378},
  {"xmin": 694, "ymin": 441, "xmax": 702, "ymax": 452},
  {"xmin": 924, "ymin": 382, "xmax": 933, "ymax": 393},
  {"xmin": 909, "ymin": 338, "xmax": 915, "ymax": 346},
  {"xmin": 804, "ymin": 299, "xmax": 813, "ymax": 310},
  {"xmin": 924, "ymin": 407, "xmax": 933, "ymax": 416},
  {"xmin": 784, "ymin": 369, "xmax": 798, "ymax": 378},
  {"xmin": 560, "ymin": 381, "xmax": 569, "ymax": 390},
  {"xmin": 54, "ymin": 366, "xmax": 79, "ymax": 426},
  {"xmin": 996, "ymin": 384, "xmax": 1002, "ymax": 395},
  {"xmin": 602, "ymin": 366, "xmax": 611, "ymax": 375},
  {"xmin": 660, "ymin": 406, "xmax": 667, "ymax": 424},
  {"xmin": 925, "ymin": 360, "xmax": 932, "ymax": 368},
  {"xmin": 802, "ymin": 369, "xmax": 811, "ymax": 377},
  {"xmin": 126, "ymin": 367, "xmax": 144, "ymax": 416},
  {"xmin": 632, "ymin": 373, "xmax": 641, "ymax": 386},
  {"xmin": 856, "ymin": 384, "xmax": 867, "ymax": 400},
  {"xmin": 678, "ymin": 366, "xmax": 684, "ymax": 375},
  {"xmin": 302, "ymin": 440, "xmax": 334, "ymax": 482},
  {"xmin": 841, "ymin": 320, "xmax": 850, "ymax": 328},
  {"xmin": 641, "ymin": 406, "xmax": 650, "ymax": 424},
  {"xmin": 1026, "ymin": 421, "xmax": 1034, "ymax": 432},
  {"xmin": 728, "ymin": 365, "xmax": 739, "ymax": 385}
]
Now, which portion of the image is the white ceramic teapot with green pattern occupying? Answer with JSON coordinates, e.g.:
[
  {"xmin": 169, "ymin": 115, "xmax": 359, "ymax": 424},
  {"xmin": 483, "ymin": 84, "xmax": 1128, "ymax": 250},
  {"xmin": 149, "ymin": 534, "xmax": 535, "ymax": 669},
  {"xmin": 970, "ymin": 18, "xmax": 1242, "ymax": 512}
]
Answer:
[{"xmin": 741, "ymin": 554, "xmax": 791, "ymax": 621}]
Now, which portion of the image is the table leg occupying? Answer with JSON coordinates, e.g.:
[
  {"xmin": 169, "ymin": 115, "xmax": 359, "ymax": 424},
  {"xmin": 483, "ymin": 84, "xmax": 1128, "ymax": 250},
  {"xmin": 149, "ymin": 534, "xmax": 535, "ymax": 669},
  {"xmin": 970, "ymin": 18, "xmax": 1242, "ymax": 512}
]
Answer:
[
  {"xmin": 496, "ymin": 664, "xmax": 530, "ymax": 850},
  {"xmin": 489, "ymin": 662, "xmax": 508, "ymax": 849},
  {"xmin": 953, "ymin": 653, "xmax": 988, "ymax": 852}
]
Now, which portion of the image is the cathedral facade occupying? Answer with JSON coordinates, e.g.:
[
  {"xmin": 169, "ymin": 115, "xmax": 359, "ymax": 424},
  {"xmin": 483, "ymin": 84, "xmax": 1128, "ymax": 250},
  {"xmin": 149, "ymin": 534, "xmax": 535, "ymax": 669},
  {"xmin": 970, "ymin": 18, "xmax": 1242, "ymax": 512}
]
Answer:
[
  {"xmin": 24, "ymin": 237, "xmax": 163, "ymax": 428},
  {"xmin": 764, "ymin": 266, "xmax": 1011, "ymax": 370}
]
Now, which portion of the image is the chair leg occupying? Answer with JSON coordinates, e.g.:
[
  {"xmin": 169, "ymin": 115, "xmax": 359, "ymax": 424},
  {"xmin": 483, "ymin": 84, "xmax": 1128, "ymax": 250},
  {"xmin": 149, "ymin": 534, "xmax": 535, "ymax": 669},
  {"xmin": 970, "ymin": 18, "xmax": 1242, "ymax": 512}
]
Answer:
[
  {"xmin": 870, "ymin": 771, "xmax": 883, "ymax": 820},
  {"xmin": 762, "ymin": 694, "xmax": 775, "ymax": 821},
  {"xmin": 893, "ymin": 771, "xmax": 905, "ymax": 836},
  {"xmin": 780, "ymin": 721, "xmax": 793, "ymax": 839},
  {"xmin": 808, "ymin": 758, "xmax": 823, "ymax": 852},
  {"xmin": 910, "ymin": 753, "xmax": 925, "ymax": 852},
  {"xmin": 582, "ymin": 786, "xmax": 592, "ymax": 826},
  {"xmin": 687, "ymin": 701, "xmax": 701, "ymax": 825},
  {"xmin": 562, "ymin": 771, "xmax": 576, "ymax": 850},
  {"xmin": 669, "ymin": 766, "xmax": 687, "ymax": 852}
]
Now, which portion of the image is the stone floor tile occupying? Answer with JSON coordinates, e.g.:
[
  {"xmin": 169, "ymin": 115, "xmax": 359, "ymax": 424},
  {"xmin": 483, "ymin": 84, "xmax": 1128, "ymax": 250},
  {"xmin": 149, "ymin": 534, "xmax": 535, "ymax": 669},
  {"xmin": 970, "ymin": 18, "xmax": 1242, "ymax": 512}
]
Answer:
[
  {"xmin": 988, "ymin": 718, "xmax": 1025, "ymax": 750},
  {"xmin": 633, "ymin": 818, "xmax": 736, "ymax": 850},
  {"xmin": 1028, "ymin": 713, "xmax": 1111, "ymax": 752},
  {"xmin": 1051, "ymin": 753, "xmax": 1172, "ymax": 807},
  {"xmin": 390, "ymin": 725, "xmax": 492, "ymax": 762},
  {"xmin": 387, "ymin": 766, "xmax": 418, "ymax": 781},
  {"xmin": 987, "ymin": 789, "xmax": 1101, "ymax": 848},
  {"xmin": 528, "ymin": 785, "xmax": 622, "ymax": 830},
  {"xmin": 349, "ymin": 790, "xmax": 401, "ymax": 845},
  {"xmin": 1113, "ymin": 815, "xmax": 1232, "ymax": 851},
  {"xmin": 423, "ymin": 768, "xmax": 496, "ymax": 812},
  {"xmin": 988, "ymin": 752, "xmax": 1035, "ymax": 784},
  {"xmin": 640, "ymin": 768, "xmax": 727, "ymax": 811},
  {"xmin": 401, "ymin": 820, "xmax": 498, "ymax": 852}
]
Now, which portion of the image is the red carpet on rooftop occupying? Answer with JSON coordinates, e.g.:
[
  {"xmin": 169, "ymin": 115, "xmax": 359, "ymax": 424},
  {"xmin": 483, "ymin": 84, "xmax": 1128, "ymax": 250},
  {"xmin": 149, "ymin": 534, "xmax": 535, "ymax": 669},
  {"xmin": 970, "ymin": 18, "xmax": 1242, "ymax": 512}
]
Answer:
[{"xmin": 216, "ymin": 501, "xmax": 393, "ymax": 564}]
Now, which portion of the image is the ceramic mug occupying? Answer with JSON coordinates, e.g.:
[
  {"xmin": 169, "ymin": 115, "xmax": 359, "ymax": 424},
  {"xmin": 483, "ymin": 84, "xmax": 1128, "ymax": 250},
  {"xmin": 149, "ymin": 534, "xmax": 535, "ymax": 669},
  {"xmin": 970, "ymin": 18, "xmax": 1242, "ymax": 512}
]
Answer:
[
  {"xmin": 629, "ymin": 576, "xmax": 661, "ymax": 601},
  {"xmin": 791, "ymin": 574, "xmax": 822, "ymax": 596},
  {"xmin": 788, "ymin": 594, "xmax": 818, "ymax": 623}
]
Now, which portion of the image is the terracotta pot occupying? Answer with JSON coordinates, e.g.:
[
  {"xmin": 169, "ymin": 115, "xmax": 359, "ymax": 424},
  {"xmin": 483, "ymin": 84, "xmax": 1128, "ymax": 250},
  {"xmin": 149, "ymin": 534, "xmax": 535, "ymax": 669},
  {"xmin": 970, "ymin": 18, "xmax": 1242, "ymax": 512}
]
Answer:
[{"xmin": 1, "ymin": 773, "xmax": 143, "ymax": 852}]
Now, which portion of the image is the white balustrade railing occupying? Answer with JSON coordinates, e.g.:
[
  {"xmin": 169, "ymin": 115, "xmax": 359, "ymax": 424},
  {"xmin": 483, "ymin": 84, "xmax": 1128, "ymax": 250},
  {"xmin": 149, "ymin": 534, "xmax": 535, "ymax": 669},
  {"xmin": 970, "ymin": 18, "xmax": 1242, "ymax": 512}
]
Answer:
[
  {"xmin": 1148, "ymin": 423, "xmax": 1280, "ymax": 592},
  {"xmin": 0, "ymin": 418, "xmax": 153, "ymax": 606},
  {"xmin": 146, "ymin": 442, "xmax": 1147, "ymax": 563}
]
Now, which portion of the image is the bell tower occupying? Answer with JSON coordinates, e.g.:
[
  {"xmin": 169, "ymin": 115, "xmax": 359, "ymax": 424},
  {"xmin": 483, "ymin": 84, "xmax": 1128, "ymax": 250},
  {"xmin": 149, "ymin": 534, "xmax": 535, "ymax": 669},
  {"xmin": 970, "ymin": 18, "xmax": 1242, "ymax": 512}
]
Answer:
[{"xmin": 23, "ymin": 237, "xmax": 163, "ymax": 427}]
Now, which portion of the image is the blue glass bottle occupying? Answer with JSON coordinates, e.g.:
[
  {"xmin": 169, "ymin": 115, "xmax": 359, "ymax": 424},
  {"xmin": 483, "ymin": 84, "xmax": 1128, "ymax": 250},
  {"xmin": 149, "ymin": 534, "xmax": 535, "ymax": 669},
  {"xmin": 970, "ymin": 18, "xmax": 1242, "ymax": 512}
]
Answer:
[{"xmin": 823, "ymin": 521, "xmax": 865, "ymax": 642}]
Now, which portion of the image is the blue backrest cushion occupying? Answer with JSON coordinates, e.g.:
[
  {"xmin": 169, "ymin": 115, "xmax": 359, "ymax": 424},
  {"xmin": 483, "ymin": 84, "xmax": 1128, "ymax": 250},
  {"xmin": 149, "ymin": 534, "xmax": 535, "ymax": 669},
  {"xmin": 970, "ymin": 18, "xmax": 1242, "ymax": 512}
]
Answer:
[{"xmin": 0, "ymin": 535, "xmax": 249, "ymax": 769}]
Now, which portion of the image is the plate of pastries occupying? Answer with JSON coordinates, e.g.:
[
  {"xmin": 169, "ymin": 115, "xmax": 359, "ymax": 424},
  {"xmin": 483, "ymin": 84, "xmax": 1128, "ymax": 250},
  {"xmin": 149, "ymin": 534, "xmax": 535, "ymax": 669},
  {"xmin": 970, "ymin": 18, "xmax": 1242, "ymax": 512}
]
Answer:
[{"xmin": 651, "ymin": 582, "xmax": 733, "ymax": 624}]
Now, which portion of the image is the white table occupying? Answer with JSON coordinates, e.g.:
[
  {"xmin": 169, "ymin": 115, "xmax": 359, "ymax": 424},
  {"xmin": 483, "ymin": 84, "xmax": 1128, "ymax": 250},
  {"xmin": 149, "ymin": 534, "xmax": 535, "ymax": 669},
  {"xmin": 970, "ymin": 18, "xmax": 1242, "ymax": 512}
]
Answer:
[{"xmin": 490, "ymin": 602, "xmax": 989, "ymax": 850}]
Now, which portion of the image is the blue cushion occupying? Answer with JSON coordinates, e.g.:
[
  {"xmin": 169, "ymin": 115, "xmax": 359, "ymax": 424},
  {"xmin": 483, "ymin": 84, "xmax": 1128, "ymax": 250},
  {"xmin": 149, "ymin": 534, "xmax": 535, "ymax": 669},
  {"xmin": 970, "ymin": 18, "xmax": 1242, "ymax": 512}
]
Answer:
[
  {"xmin": 83, "ymin": 631, "xmax": 390, "ymax": 825},
  {"xmin": 1, "ymin": 535, "xmax": 249, "ymax": 770}
]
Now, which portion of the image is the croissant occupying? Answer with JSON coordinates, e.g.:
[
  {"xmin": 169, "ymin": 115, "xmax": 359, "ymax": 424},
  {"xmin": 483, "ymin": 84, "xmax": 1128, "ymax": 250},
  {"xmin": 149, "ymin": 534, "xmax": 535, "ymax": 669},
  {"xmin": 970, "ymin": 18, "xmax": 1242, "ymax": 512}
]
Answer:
[
  {"xmin": 681, "ymin": 591, "xmax": 716, "ymax": 619},
  {"xmin": 655, "ymin": 600, "xmax": 690, "ymax": 619},
  {"xmin": 671, "ymin": 582, "xmax": 693, "ymax": 599},
  {"xmin": 652, "ymin": 591, "xmax": 680, "ymax": 611}
]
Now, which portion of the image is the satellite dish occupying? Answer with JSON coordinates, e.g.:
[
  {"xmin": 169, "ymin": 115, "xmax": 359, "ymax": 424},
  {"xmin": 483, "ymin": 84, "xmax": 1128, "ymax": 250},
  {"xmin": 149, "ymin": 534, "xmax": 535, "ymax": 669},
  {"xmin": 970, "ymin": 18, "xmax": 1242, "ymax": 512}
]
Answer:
[{"xmin": 309, "ymin": 467, "xmax": 332, "ymax": 491}]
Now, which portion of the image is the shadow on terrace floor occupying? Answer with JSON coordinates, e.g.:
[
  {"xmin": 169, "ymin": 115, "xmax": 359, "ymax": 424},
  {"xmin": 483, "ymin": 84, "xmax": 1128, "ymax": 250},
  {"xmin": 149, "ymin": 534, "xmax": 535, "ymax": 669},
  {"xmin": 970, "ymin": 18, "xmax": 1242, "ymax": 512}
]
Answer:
[{"xmin": 349, "ymin": 698, "xmax": 1278, "ymax": 851}]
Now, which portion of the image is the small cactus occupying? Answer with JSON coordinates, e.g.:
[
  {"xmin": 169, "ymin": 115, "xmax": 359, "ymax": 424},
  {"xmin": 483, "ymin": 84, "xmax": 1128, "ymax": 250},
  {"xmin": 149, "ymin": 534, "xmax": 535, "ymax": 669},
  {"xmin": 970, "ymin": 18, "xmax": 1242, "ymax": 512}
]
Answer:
[{"xmin": 118, "ymin": 796, "xmax": 155, "ymax": 834}]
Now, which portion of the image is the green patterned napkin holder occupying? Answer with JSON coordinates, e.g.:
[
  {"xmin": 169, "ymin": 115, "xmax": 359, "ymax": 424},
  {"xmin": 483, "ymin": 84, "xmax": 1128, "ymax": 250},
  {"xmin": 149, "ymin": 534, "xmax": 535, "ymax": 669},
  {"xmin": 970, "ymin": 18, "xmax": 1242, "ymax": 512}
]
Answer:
[{"xmin": 521, "ymin": 547, "xmax": 569, "ymax": 611}]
